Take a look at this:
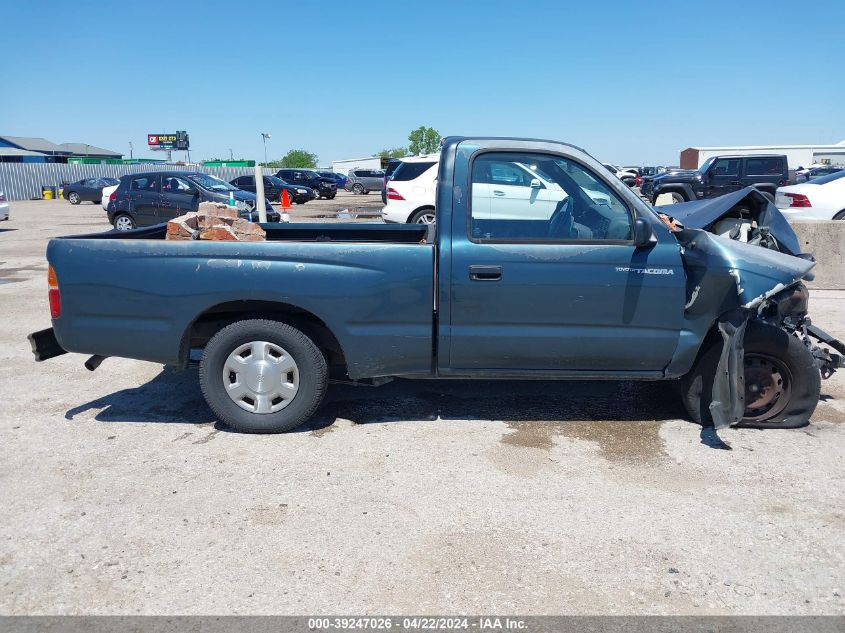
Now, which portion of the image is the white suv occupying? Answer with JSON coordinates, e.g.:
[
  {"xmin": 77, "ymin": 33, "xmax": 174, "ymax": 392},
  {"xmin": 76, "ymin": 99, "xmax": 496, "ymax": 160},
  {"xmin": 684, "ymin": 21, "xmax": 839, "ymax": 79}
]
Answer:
[{"xmin": 381, "ymin": 156, "xmax": 439, "ymax": 224}]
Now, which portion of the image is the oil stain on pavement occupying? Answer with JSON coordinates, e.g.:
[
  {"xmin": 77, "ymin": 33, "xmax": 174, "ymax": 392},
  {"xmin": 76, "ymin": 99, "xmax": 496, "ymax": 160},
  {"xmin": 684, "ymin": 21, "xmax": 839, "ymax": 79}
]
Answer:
[{"xmin": 502, "ymin": 420, "xmax": 666, "ymax": 462}]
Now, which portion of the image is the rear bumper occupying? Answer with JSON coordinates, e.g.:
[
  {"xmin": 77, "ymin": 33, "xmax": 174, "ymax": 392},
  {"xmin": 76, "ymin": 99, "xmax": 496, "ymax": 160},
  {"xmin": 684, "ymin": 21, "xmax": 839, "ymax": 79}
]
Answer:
[{"xmin": 28, "ymin": 327, "xmax": 67, "ymax": 361}]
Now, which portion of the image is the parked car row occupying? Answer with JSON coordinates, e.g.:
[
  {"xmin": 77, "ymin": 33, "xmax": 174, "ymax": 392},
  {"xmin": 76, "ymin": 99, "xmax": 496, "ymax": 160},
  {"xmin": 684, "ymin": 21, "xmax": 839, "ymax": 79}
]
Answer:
[
  {"xmin": 381, "ymin": 150, "xmax": 845, "ymax": 225},
  {"xmin": 105, "ymin": 172, "xmax": 280, "ymax": 231}
]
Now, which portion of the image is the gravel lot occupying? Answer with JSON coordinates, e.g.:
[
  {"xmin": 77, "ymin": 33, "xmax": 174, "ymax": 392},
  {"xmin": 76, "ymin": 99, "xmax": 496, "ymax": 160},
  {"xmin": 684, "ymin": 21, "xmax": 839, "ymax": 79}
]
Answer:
[{"xmin": 1, "ymin": 199, "xmax": 844, "ymax": 615}]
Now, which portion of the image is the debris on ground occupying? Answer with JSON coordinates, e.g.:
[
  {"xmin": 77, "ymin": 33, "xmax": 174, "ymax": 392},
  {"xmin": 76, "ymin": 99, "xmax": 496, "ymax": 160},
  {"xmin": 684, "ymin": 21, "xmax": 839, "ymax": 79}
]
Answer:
[{"xmin": 165, "ymin": 202, "xmax": 266, "ymax": 242}]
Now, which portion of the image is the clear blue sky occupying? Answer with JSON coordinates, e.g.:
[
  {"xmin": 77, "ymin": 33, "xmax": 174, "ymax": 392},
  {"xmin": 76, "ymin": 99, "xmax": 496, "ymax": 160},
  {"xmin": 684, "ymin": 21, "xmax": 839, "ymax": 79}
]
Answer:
[{"xmin": 2, "ymin": 0, "xmax": 843, "ymax": 166}]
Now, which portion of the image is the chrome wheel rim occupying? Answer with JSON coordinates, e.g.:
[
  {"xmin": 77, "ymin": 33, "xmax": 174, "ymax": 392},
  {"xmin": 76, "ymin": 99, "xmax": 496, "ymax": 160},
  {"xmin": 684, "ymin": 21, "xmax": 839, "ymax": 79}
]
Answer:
[
  {"xmin": 222, "ymin": 341, "xmax": 299, "ymax": 414},
  {"xmin": 353, "ymin": 184, "xmax": 363, "ymax": 194},
  {"xmin": 115, "ymin": 216, "xmax": 134, "ymax": 231},
  {"xmin": 415, "ymin": 212, "xmax": 436, "ymax": 225},
  {"xmin": 743, "ymin": 354, "xmax": 792, "ymax": 422},
  {"xmin": 69, "ymin": 193, "xmax": 79, "ymax": 203}
]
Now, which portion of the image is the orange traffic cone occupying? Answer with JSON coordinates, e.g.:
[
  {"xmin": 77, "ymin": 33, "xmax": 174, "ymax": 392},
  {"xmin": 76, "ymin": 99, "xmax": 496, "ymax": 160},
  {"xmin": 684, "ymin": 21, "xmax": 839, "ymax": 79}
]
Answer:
[{"xmin": 281, "ymin": 189, "xmax": 292, "ymax": 209}]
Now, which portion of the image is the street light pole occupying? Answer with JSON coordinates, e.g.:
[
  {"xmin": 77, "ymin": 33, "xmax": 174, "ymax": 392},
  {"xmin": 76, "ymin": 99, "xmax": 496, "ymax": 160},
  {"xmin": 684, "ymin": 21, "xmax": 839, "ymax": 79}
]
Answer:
[
  {"xmin": 229, "ymin": 148, "xmax": 234, "ymax": 161},
  {"xmin": 129, "ymin": 141, "xmax": 133, "ymax": 160},
  {"xmin": 260, "ymin": 132, "xmax": 271, "ymax": 164}
]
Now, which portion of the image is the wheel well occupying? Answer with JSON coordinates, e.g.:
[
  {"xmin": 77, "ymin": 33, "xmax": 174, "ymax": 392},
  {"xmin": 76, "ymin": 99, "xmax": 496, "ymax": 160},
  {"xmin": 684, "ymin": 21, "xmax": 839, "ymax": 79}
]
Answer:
[
  {"xmin": 658, "ymin": 186, "xmax": 688, "ymax": 200},
  {"xmin": 408, "ymin": 206, "xmax": 435, "ymax": 222},
  {"xmin": 181, "ymin": 300, "xmax": 346, "ymax": 372}
]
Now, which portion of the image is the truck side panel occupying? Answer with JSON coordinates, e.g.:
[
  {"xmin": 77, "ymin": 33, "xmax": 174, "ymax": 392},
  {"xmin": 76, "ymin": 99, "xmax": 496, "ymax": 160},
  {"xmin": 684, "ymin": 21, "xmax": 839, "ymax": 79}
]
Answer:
[{"xmin": 48, "ymin": 239, "xmax": 435, "ymax": 379}]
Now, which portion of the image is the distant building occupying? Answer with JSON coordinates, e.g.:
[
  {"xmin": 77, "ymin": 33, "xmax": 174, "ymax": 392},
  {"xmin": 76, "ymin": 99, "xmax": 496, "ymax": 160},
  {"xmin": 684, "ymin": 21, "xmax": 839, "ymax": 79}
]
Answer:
[
  {"xmin": 0, "ymin": 135, "xmax": 122, "ymax": 163},
  {"xmin": 680, "ymin": 141, "xmax": 845, "ymax": 170}
]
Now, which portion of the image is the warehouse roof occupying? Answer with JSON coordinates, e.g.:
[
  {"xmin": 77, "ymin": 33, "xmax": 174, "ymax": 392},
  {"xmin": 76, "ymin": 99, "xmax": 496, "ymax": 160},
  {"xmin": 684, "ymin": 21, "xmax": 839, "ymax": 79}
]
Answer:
[
  {"xmin": 0, "ymin": 147, "xmax": 47, "ymax": 157},
  {"xmin": 0, "ymin": 135, "xmax": 69, "ymax": 154},
  {"xmin": 59, "ymin": 142, "xmax": 122, "ymax": 157},
  {"xmin": 686, "ymin": 140, "xmax": 845, "ymax": 150}
]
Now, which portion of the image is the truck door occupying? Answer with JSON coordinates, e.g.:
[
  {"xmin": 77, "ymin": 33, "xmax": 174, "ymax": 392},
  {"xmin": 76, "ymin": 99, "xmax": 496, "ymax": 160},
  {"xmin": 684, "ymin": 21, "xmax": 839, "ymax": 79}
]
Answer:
[
  {"xmin": 446, "ymin": 146, "xmax": 686, "ymax": 374},
  {"xmin": 127, "ymin": 174, "xmax": 160, "ymax": 226},
  {"xmin": 704, "ymin": 157, "xmax": 743, "ymax": 198}
]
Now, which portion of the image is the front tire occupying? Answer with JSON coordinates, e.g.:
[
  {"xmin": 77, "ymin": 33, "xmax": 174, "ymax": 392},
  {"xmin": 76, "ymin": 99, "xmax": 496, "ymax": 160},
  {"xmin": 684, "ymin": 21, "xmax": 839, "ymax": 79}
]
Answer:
[
  {"xmin": 199, "ymin": 319, "xmax": 328, "ymax": 433},
  {"xmin": 352, "ymin": 183, "xmax": 364, "ymax": 195},
  {"xmin": 681, "ymin": 322, "xmax": 820, "ymax": 429}
]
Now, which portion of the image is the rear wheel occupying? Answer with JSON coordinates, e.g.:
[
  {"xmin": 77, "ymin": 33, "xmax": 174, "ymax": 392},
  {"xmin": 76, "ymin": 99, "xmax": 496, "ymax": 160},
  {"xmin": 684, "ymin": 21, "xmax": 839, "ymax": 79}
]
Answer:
[
  {"xmin": 681, "ymin": 321, "xmax": 820, "ymax": 429},
  {"xmin": 410, "ymin": 208, "xmax": 436, "ymax": 225},
  {"xmin": 68, "ymin": 192, "xmax": 80, "ymax": 205},
  {"xmin": 833, "ymin": 210, "xmax": 845, "ymax": 220},
  {"xmin": 113, "ymin": 214, "xmax": 135, "ymax": 231},
  {"xmin": 199, "ymin": 319, "xmax": 328, "ymax": 433}
]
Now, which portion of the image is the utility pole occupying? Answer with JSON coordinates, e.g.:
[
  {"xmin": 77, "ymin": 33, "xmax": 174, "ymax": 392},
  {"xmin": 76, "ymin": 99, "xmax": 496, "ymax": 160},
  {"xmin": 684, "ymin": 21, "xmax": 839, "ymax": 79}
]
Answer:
[
  {"xmin": 129, "ymin": 141, "xmax": 133, "ymax": 160},
  {"xmin": 229, "ymin": 148, "xmax": 234, "ymax": 161},
  {"xmin": 260, "ymin": 132, "xmax": 271, "ymax": 164}
]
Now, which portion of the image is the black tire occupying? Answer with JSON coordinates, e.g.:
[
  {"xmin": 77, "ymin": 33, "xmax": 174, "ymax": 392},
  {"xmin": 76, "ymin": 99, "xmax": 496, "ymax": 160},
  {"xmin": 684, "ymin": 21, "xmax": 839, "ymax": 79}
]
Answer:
[
  {"xmin": 352, "ymin": 183, "xmax": 364, "ymax": 194},
  {"xmin": 112, "ymin": 214, "xmax": 136, "ymax": 231},
  {"xmin": 761, "ymin": 191, "xmax": 775, "ymax": 203},
  {"xmin": 668, "ymin": 192, "xmax": 685, "ymax": 204},
  {"xmin": 681, "ymin": 321, "xmax": 820, "ymax": 429},
  {"xmin": 833, "ymin": 210, "xmax": 845, "ymax": 221},
  {"xmin": 409, "ymin": 207, "xmax": 436, "ymax": 225},
  {"xmin": 199, "ymin": 319, "xmax": 328, "ymax": 433},
  {"xmin": 327, "ymin": 193, "xmax": 336, "ymax": 200},
  {"xmin": 68, "ymin": 192, "xmax": 80, "ymax": 205}
]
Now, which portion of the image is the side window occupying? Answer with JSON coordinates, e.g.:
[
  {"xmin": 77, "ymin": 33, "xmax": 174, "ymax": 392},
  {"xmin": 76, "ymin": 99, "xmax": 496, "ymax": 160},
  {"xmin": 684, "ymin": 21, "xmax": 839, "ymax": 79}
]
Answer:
[
  {"xmin": 745, "ymin": 158, "xmax": 782, "ymax": 176},
  {"xmin": 711, "ymin": 158, "xmax": 741, "ymax": 177},
  {"xmin": 131, "ymin": 176, "xmax": 157, "ymax": 191},
  {"xmin": 162, "ymin": 176, "xmax": 193, "ymax": 193},
  {"xmin": 469, "ymin": 152, "xmax": 632, "ymax": 242}
]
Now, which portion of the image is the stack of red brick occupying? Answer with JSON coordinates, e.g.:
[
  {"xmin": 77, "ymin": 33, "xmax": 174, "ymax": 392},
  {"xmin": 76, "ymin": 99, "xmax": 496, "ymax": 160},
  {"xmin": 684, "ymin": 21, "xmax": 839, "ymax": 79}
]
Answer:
[{"xmin": 166, "ymin": 202, "xmax": 266, "ymax": 242}]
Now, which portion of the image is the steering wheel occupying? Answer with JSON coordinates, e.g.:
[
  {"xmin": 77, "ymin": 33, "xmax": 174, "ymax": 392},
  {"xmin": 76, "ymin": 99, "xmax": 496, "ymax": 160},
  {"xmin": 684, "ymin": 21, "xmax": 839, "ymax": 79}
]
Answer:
[{"xmin": 548, "ymin": 196, "xmax": 574, "ymax": 238}]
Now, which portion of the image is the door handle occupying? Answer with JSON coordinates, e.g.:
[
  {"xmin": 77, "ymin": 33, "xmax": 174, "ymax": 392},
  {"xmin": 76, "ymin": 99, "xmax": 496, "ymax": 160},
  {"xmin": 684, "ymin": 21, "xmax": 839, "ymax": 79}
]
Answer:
[
  {"xmin": 730, "ymin": 181, "xmax": 741, "ymax": 185},
  {"xmin": 493, "ymin": 190, "xmax": 505, "ymax": 196},
  {"xmin": 469, "ymin": 265, "xmax": 502, "ymax": 281}
]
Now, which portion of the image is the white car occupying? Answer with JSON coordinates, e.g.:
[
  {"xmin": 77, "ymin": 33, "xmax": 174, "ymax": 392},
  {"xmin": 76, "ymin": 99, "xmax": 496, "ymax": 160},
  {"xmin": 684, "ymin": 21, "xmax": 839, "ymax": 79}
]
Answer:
[
  {"xmin": 0, "ymin": 191, "xmax": 9, "ymax": 221},
  {"xmin": 383, "ymin": 156, "xmax": 612, "ymax": 224},
  {"xmin": 102, "ymin": 183, "xmax": 119, "ymax": 210},
  {"xmin": 381, "ymin": 156, "xmax": 439, "ymax": 224},
  {"xmin": 775, "ymin": 170, "xmax": 845, "ymax": 220}
]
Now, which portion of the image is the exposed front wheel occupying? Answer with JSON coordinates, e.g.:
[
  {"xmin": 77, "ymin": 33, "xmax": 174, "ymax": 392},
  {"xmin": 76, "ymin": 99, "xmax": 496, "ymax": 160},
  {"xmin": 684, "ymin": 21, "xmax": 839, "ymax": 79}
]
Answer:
[
  {"xmin": 352, "ymin": 183, "xmax": 364, "ymax": 194},
  {"xmin": 667, "ymin": 192, "xmax": 685, "ymax": 204},
  {"xmin": 681, "ymin": 322, "xmax": 820, "ymax": 429},
  {"xmin": 199, "ymin": 319, "xmax": 328, "ymax": 433},
  {"xmin": 113, "ymin": 214, "xmax": 136, "ymax": 231}
]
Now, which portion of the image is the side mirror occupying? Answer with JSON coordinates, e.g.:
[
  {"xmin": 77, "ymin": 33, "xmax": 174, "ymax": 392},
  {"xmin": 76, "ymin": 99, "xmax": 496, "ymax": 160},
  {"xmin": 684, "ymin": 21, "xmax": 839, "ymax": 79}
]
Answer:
[
  {"xmin": 632, "ymin": 217, "xmax": 653, "ymax": 248},
  {"xmin": 189, "ymin": 189, "xmax": 199, "ymax": 197},
  {"xmin": 530, "ymin": 178, "xmax": 542, "ymax": 189}
]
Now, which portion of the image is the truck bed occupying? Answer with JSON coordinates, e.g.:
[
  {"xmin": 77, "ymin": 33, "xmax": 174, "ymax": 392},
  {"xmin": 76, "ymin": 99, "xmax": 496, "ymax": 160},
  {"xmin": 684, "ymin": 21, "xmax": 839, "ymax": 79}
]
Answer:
[
  {"xmin": 48, "ymin": 224, "xmax": 435, "ymax": 377},
  {"xmin": 67, "ymin": 222, "xmax": 431, "ymax": 244}
]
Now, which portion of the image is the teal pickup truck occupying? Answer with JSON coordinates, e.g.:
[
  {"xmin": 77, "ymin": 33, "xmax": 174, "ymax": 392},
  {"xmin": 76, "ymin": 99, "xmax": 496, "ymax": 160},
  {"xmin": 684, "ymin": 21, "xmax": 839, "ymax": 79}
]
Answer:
[{"xmin": 29, "ymin": 137, "xmax": 844, "ymax": 433}]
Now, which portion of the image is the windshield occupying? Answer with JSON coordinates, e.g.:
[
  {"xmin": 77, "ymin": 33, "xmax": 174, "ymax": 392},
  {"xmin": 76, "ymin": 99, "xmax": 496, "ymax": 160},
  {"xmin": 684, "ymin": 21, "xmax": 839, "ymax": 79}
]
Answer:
[
  {"xmin": 808, "ymin": 169, "xmax": 845, "ymax": 185},
  {"xmin": 187, "ymin": 173, "xmax": 234, "ymax": 192},
  {"xmin": 697, "ymin": 157, "xmax": 716, "ymax": 174}
]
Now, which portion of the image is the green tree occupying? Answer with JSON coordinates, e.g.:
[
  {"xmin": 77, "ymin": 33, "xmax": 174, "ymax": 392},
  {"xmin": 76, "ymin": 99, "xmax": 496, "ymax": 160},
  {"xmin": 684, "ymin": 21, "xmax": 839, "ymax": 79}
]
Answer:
[
  {"xmin": 407, "ymin": 126, "xmax": 442, "ymax": 155},
  {"xmin": 262, "ymin": 149, "xmax": 318, "ymax": 168},
  {"xmin": 376, "ymin": 147, "xmax": 408, "ymax": 159}
]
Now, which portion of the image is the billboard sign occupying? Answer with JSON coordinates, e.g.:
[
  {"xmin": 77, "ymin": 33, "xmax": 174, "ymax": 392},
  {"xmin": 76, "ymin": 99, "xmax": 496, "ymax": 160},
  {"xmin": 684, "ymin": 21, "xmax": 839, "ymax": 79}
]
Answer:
[{"xmin": 147, "ymin": 131, "xmax": 189, "ymax": 150}]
